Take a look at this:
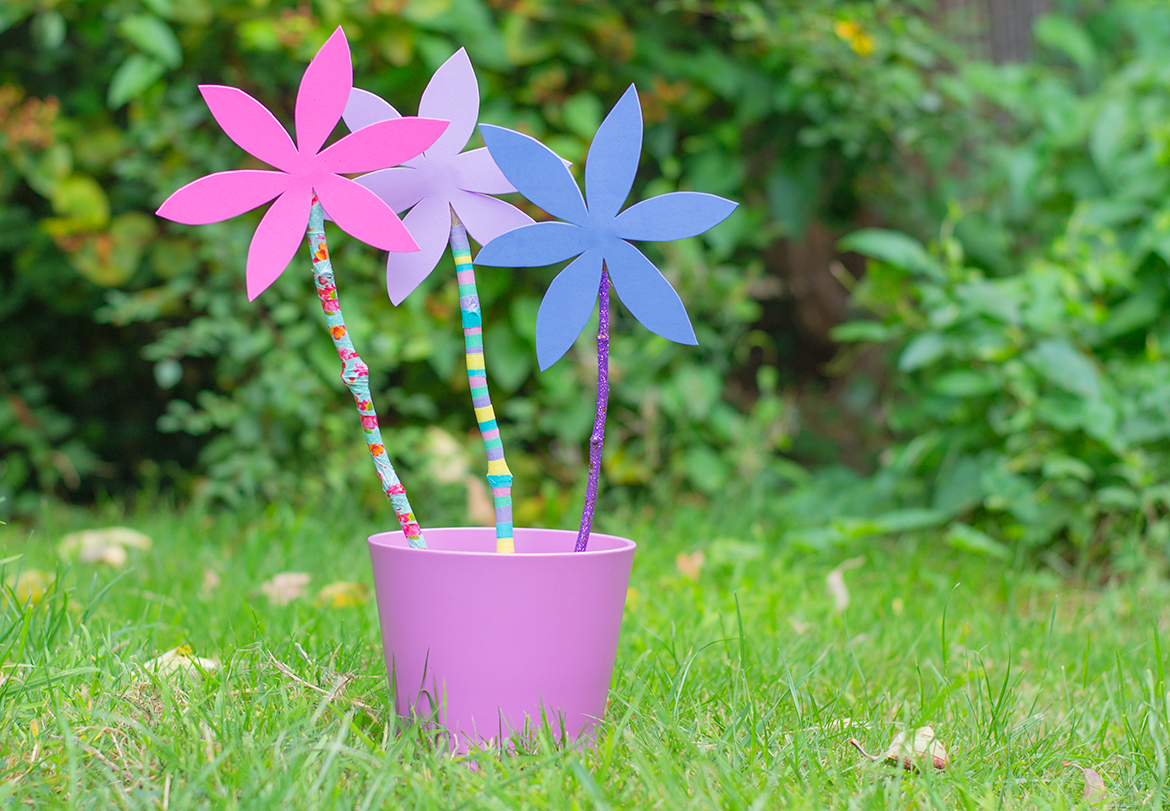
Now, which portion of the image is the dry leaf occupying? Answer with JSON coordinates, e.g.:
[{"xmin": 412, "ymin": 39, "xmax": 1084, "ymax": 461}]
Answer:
[
  {"xmin": 315, "ymin": 581, "xmax": 370, "ymax": 608},
  {"xmin": 5, "ymin": 569, "xmax": 55, "ymax": 605},
  {"xmin": 675, "ymin": 550, "xmax": 705, "ymax": 582},
  {"xmin": 58, "ymin": 527, "xmax": 152, "ymax": 567},
  {"xmin": 200, "ymin": 567, "xmax": 221, "ymax": 596},
  {"xmin": 1062, "ymin": 762, "xmax": 1106, "ymax": 804},
  {"xmin": 260, "ymin": 572, "xmax": 310, "ymax": 606},
  {"xmin": 465, "ymin": 474, "xmax": 496, "ymax": 527},
  {"xmin": 826, "ymin": 555, "xmax": 865, "ymax": 613},
  {"xmin": 850, "ymin": 725, "xmax": 949, "ymax": 771},
  {"xmin": 147, "ymin": 645, "xmax": 218, "ymax": 676}
]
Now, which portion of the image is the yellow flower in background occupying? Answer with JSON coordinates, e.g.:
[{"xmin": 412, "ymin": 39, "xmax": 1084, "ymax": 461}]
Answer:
[{"xmin": 834, "ymin": 20, "xmax": 875, "ymax": 57}]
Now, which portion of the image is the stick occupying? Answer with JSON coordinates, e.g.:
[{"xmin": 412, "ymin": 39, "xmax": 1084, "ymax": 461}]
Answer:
[
  {"xmin": 306, "ymin": 198, "xmax": 426, "ymax": 548},
  {"xmin": 450, "ymin": 210, "xmax": 514, "ymax": 554},
  {"xmin": 575, "ymin": 264, "xmax": 610, "ymax": 552}
]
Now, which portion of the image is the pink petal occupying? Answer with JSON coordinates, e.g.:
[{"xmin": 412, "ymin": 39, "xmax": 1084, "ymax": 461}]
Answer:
[
  {"xmin": 418, "ymin": 48, "xmax": 478, "ymax": 159},
  {"xmin": 354, "ymin": 166, "xmax": 429, "ymax": 213},
  {"xmin": 199, "ymin": 86, "xmax": 298, "ymax": 172},
  {"xmin": 450, "ymin": 189, "xmax": 533, "ymax": 246},
  {"xmin": 294, "ymin": 27, "xmax": 351, "ymax": 157},
  {"xmin": 245, "ymin": 183, "xmax": 313, "ymax": 301},
  {"xmin": 343, "ymin": 87, "xmax": 401, "ymax": 132},
  {"xmin": 316, "ymin": 117, "xmax": 448, "ymax": 175},
  {"xmin": 157, "ymin": 170, "xmax": 291, "ymax": 225},
  {"xmin": 455, "ymin": 147, "xmax": 516, "ymax": 195},
  {"xmin": 315, "ymin": 173, "xmax": 417, "ymax": 252},
  {"xmin": 385, "ymin": 194, "xmax": 450, "ymax": 305}
]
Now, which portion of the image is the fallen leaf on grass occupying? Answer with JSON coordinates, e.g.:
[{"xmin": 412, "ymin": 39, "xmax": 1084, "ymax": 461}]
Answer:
[
  {"xmin": 850, "ymin": 726, "xmax": 949, "ymax": 771},
  {"xmin": 676, "ymin": 550, "xmax": 705, "ymax": 582},
  {"xmin": 260, "ymin": 572, "xmax": 310, "ymax": 606},
  {"xmin": 147, "ymin": 645, "xmax": 218, "ymax": 676},
  {"xmin": 58, "ymin": 527, "xmax": 152, "ymax": 567},
  {"xmin": 5, "ymin": 569, "xmax": 55, "ymax": 606},
  {"xmin": 1062, "ymin": 761, "xmax": 1106, "ymax": 804},
  {"xmin": 315, "ymin": 581, "xmax": 370, "ymax": 608},
  {"xmin": 827, "ymin": 555, "xmax": 865, "ymax": 613},
  {"xmin": 200, "ymin": 567, "xmax": 221, "ymax": 596}
]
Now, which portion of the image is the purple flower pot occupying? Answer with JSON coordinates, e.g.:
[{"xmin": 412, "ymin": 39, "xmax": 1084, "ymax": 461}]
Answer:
[{"xmin": 367, "ymin": 527, "xmax": 636, "ymax": 753}]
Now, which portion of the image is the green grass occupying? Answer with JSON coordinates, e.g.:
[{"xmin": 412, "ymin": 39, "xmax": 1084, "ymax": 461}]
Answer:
[{"xmin": 1, "ymin": 497, "xmax": 1168, "ymax": 809}]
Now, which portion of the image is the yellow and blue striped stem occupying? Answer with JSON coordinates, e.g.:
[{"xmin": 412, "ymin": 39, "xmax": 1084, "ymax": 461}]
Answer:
[{"xmin": 450, "ymin": 210, "xmax": 514, "ymax": 554}]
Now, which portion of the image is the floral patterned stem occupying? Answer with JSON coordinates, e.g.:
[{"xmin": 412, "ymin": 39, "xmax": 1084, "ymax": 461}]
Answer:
[
  {"xmin": 450, "ymin": 210, "xmax": 514, "ymax": 554},
  {"xmin": 575, "ymin": 265, "xmax": 611, "ymax": 553},
  {"xmin": 306, "ymin": 198, "xmax": 426, "ymax": 548}
]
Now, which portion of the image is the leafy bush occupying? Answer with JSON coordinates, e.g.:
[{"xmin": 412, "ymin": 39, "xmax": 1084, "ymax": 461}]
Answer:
[
  {"xmin": 833, "ymin": 218, "xmax": 1170, "ymax": 564},
  {"xmin": 939, "ymin": 2, "xmax": 1170, "ymax": 275},
  {"xmin": 0, "ymin": 0, "xmax": 963, "ymax": 518},
  {"xmin": 805, "ymin": 3, "xmax": 1170, "ymax": 566}
]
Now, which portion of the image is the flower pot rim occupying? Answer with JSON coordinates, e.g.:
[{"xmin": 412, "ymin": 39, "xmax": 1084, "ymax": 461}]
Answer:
[{"xmin": 367, "ymin": 526, "xmax": 636, "ymax": 559}]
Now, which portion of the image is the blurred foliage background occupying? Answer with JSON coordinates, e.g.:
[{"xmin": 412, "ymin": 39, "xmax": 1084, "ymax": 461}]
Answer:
[{"xmin": 1, "ymin": 0, "xmax": 1167, "ymax": 570}]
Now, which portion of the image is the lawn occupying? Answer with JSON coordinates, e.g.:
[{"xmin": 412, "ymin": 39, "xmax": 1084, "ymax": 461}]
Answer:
[{"xmin": 1, "ymin": 497, "xmax": 1168, "ymax": 809}]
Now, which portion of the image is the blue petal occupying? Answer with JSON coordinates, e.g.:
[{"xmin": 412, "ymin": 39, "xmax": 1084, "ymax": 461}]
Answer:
[
  {"xmin": 479, "ymin": 125, "xmax": 587, "ymax": 225},
  {"xmin": 536, "ymin": 250, "xmax": 603, "ymax": 370},
  {"xmin": 612, "ymin": 191, "xmax": 738, "ymax": 242},
  {"xmin": 584, "ymin": 85, "xmax": 642, "ymax": 222},
  {"xmin": 474, "ymin": 221, "xmax": 589, "ymax": 268},
  {"xmin": 602, "ymin": 238, "xmax": 697, "ymax": 346}
]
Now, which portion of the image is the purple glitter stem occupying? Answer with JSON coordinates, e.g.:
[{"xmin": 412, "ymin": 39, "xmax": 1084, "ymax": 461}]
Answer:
[{"xmin": 575, "ymin": 265, "xmax": 611, "ymax": 553}]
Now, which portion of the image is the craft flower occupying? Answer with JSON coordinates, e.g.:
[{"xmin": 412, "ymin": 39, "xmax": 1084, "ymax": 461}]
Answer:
[
  {"xmin": 475, "ymin": 85, "xmax": 738, "ymax": 370},
  {"xmin": 341, "ymin": 48, "xmax": 533, "ymax": 305},
  {"xmin": 155, "ymin": 27, "xmax": 449, "ymax": 301}
]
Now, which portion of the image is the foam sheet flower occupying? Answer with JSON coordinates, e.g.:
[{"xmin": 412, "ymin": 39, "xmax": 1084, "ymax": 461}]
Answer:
[
  {"xmin": 475, "ymin": 85, "xmax": 738, "ymax": 370},
  {"xmin": 156, "ymin": 27, "xmax": 449, "ymax": 301},
  {"xmin": 341, "ymin": 48, "xmax": 534, "ymax": 305}
]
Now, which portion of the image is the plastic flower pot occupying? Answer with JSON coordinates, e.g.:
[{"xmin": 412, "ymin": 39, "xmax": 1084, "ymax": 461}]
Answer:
[{"xmin": 367, "ymin": 527, "xmax": 636, "ymax": 753}]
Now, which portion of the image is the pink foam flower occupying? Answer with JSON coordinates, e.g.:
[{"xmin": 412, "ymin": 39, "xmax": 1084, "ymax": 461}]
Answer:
[{"xmin": 155, "ymin": 28, "xmax": 449, "ymax": 301}]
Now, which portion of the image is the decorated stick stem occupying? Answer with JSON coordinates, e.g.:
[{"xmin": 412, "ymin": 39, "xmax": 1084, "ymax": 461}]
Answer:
[
  {"xmin": 306, "ymin": 198, "xmax": 426, "ymax": 548},
  {"xmin": 575, "ymin": 266, "xmax": 611, "ymax": 553},
  {"xmin": 450, "ymin": 209, "xmax": 515, "ymax": 554}
]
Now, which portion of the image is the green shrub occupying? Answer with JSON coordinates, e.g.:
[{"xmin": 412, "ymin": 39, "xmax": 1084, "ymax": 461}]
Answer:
[
  {"xmin": 1, "ymin": 0, "xmax": 964, "ymax": 517},
  {"xmin": 940, "ymin": 2, "xmax": 1170, "ymax": 275},
  {"xmin": 831, "ymin": 217, "xmax": 1170, "ymax": 563},
  {"xmin": 810, "ymin": 3, "xmax": 1170, "ymax": 565}
]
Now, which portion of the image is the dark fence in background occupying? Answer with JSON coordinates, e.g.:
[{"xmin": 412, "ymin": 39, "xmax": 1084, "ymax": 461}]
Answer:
[{"xmin": 938, "ymin": 0, "xmax": 1050, "ymax": 62}]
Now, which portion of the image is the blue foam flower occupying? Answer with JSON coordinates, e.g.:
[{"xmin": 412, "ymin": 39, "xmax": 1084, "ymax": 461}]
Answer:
[{"xmin": 475, "ymin": 85, "xmax": 738, "ymax": 371}]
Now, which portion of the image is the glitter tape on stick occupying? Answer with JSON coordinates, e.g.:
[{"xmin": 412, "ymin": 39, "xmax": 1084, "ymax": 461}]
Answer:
[
  {"xmin": 575, "ymin": 265, "xmax": 610, "ymax": 553},
  {"xmin": 306, "ymin": 198, "xmax": 426, "ymax": 548},
  {"xmin": 450, "ymin": 210, "xmax": 514, "ymax": 554}
]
